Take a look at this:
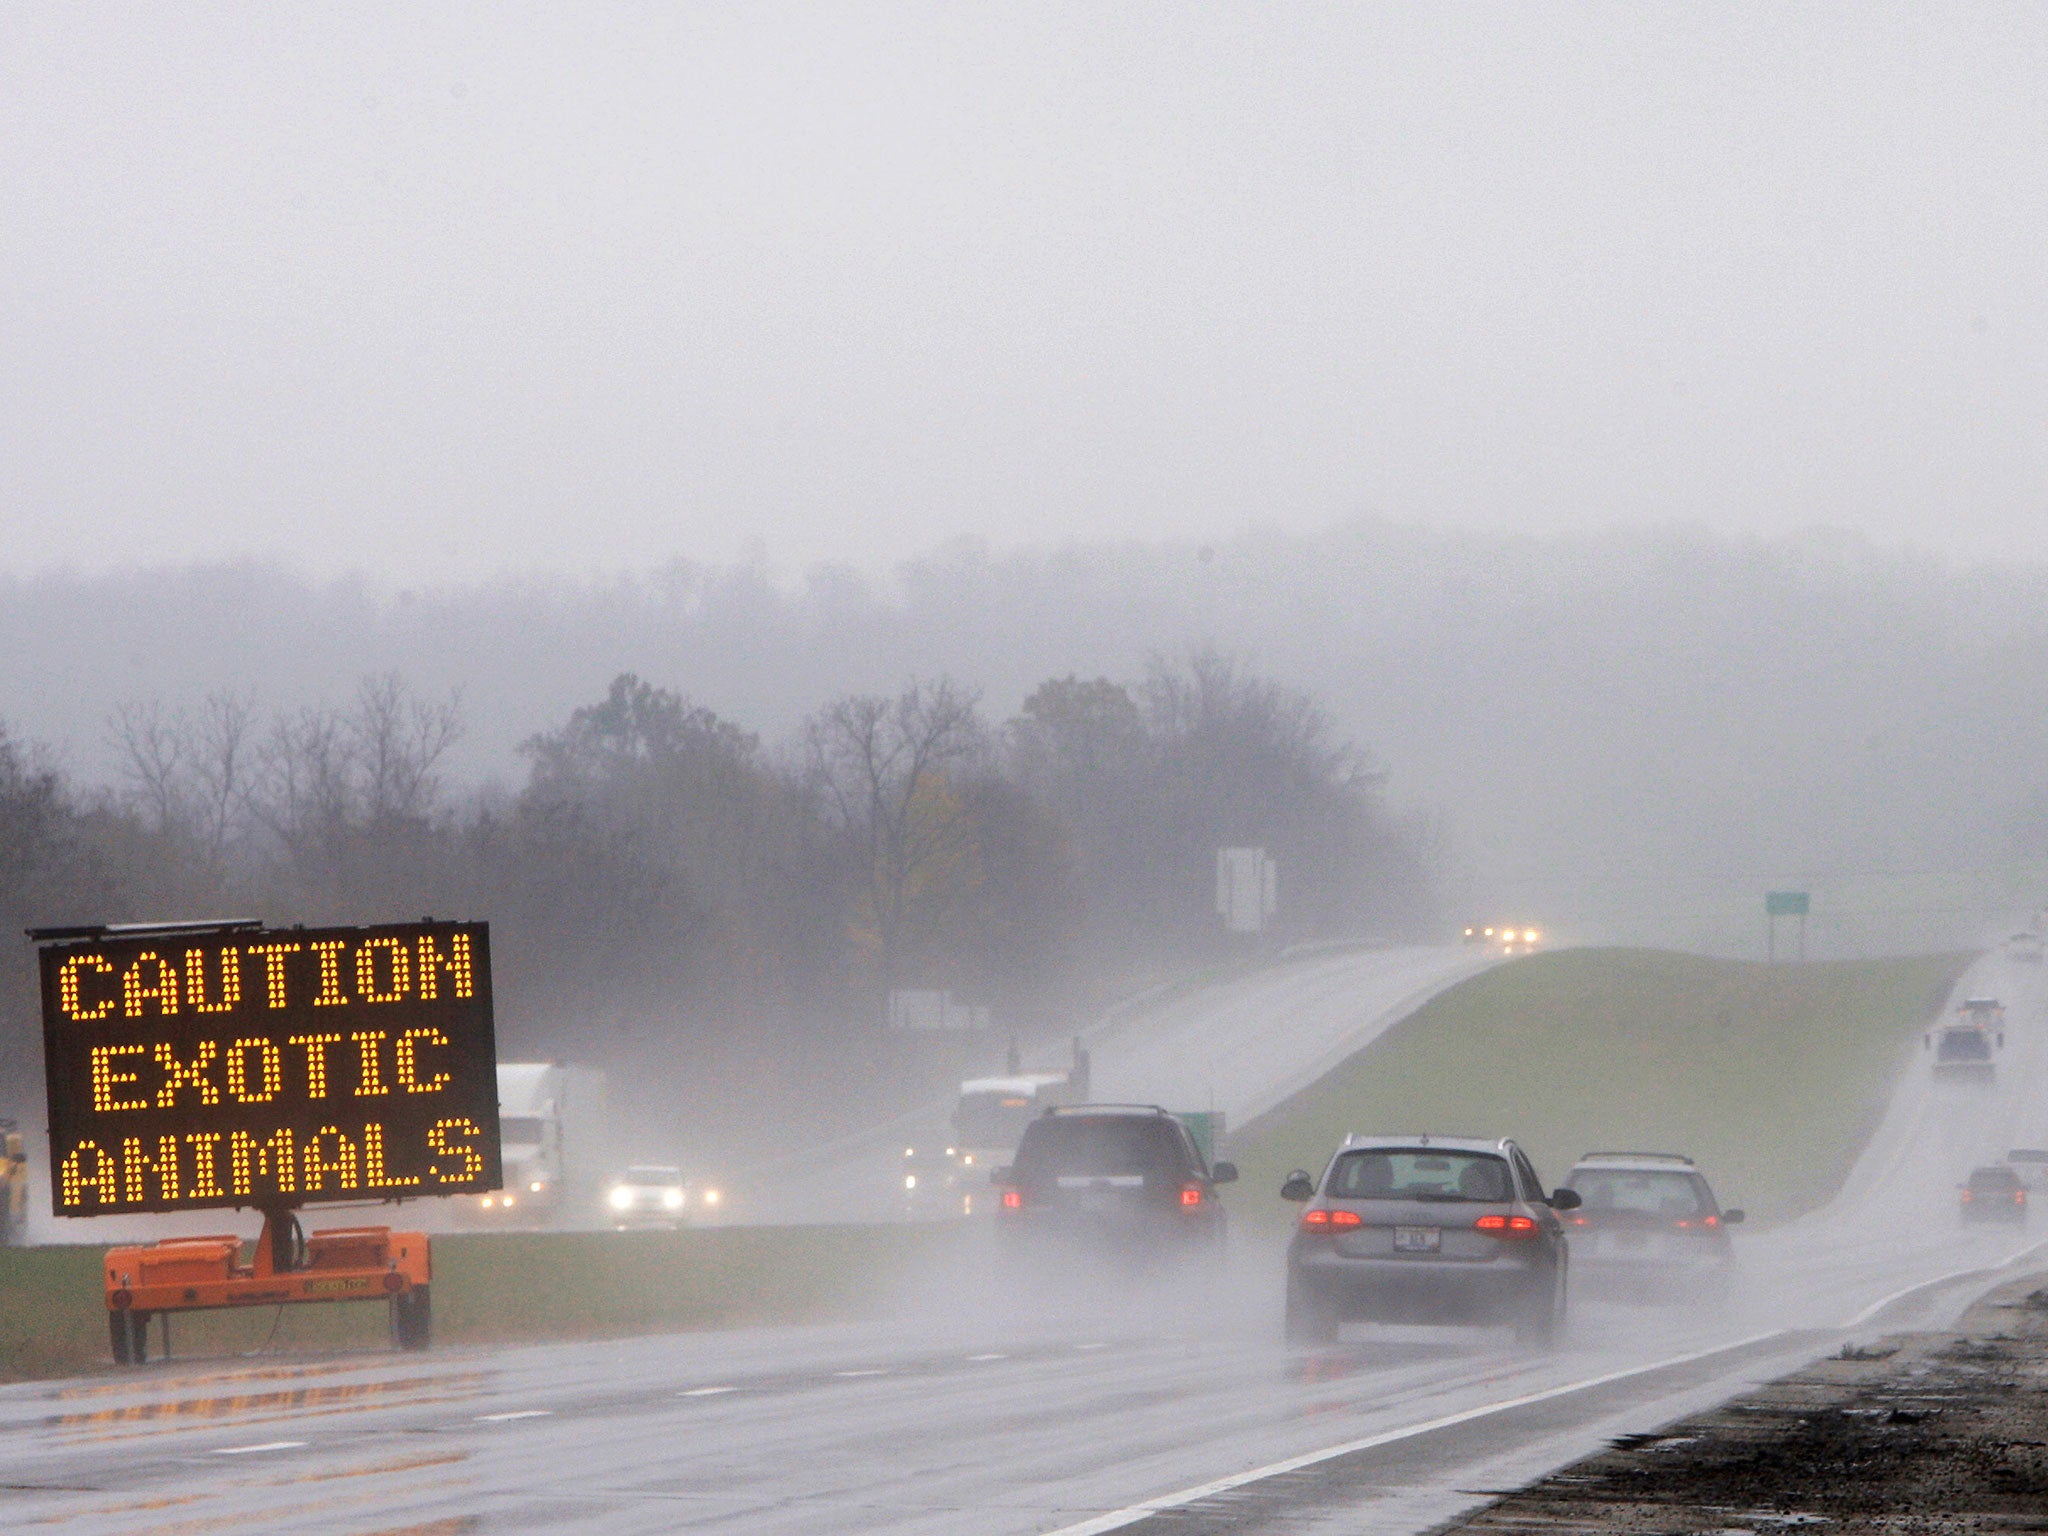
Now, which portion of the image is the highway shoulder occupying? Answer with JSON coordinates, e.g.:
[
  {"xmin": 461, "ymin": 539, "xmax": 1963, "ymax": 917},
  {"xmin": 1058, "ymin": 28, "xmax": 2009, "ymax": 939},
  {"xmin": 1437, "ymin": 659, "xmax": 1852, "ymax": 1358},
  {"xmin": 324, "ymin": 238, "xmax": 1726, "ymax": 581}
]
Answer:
[{"xmin": 1443, "ymin": 1269, "xmax": 2048, "ymax": 1536}]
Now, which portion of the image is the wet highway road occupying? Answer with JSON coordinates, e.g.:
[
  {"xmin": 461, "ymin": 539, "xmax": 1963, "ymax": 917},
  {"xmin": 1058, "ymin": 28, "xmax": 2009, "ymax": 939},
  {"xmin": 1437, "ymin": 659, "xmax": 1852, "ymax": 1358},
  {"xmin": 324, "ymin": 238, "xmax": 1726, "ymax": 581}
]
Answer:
[{"xmin": 5, "ymin": 947, "xmax": 2045, "ymax": 1535}]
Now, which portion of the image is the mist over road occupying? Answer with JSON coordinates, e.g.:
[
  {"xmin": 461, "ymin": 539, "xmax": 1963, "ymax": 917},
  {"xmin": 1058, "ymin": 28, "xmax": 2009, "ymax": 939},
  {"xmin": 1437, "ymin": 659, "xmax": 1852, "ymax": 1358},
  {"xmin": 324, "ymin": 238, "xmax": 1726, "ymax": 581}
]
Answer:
[{"xmin": 3, "ymin": 948, "xmax": 2042, "ymax": 1535}]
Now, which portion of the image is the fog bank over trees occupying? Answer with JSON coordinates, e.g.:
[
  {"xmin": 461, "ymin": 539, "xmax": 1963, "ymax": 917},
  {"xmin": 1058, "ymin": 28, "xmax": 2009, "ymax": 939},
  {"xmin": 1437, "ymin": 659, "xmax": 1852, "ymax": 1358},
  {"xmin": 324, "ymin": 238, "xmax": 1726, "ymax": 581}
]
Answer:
[
  {"xmin": 5, "ymin": 519, "xmax": 2047, "ymax": 964},
  {"xmin": 0, "ymin": 657, "xmax": 1423, "ymax": 1156}
]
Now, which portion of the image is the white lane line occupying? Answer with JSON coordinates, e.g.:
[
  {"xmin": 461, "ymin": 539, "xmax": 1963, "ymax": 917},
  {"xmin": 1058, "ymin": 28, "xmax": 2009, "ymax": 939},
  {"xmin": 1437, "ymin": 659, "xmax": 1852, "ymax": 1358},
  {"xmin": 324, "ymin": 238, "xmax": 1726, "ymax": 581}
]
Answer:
[
  {"xmin": 833, "ymin": 1369, "xmax": 888, "ymax": 1378},
  {"xmin": 966, "ymin": 1353, "xmax": 1008, "ymax": 1362},
  {"xmin": 475, "ymin": 1409, "xmax": 553, "ymax": 1422},
  {"xmin": 1843, "ymin": 1237, "xmax": 2048, "ymax": 1328},
  {"xmin": 679, "ymin": 1386, "xmax": 738, "ymax": 1397},
  {"xmin": 1037, "ymin": 1328, "xmax": 1791, "ymax": 1536},
  {"xmin": 212, "ymin": 1441, "xmax": 306, "ymax": 1455},
  {"xmin": 1043, "ymin": 1247, "xmax": 2048, "ymax": 1536},
  {"xmin": 1073, "ymin": 1342, "xmax": 1111, "ymax": 1352}
]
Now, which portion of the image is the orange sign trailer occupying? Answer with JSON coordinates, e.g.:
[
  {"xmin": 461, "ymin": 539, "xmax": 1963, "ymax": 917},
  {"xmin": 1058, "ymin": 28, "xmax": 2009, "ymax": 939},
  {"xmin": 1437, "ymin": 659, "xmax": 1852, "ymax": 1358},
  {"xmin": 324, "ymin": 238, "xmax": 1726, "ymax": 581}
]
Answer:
[
  {"xmin": 34, "ymin": 917, "xmax": 501, "ymax": 1367},
  {"xmin": 104, "ymin": 1205, "xmax": 432, "ymax": 1365}
]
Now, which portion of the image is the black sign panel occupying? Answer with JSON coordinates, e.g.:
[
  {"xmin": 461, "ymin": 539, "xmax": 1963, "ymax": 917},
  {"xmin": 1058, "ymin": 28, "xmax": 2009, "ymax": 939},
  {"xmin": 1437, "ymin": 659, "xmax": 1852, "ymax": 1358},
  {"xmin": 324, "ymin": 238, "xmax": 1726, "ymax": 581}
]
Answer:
[{"xmin": 39, "ymin": 921, "xmax": 500, "ymax": 1216}]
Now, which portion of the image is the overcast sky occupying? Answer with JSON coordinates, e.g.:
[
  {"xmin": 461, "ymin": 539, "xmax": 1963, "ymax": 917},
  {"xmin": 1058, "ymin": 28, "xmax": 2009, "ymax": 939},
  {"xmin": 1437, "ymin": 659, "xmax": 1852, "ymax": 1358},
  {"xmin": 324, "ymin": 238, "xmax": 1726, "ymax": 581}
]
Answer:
[{"xmin": 5, "ymin": 5, "xmax": 2045, "ymax": 583}]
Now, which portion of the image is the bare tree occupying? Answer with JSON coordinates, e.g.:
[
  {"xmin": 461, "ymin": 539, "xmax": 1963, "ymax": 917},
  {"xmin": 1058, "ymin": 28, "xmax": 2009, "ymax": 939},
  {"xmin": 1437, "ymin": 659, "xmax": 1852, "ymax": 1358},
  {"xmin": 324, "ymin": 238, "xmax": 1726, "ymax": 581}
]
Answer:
[
  {"xmin": 110, "ymin": 692, "xmax": 259, "ymax": 866},
  {"xmin": 804, "ymin": 679, "xmax": 986, "ymax": 998},
  {"xmin": 353, "ymin": 674, "xmax": 462, "ymax": 824}
]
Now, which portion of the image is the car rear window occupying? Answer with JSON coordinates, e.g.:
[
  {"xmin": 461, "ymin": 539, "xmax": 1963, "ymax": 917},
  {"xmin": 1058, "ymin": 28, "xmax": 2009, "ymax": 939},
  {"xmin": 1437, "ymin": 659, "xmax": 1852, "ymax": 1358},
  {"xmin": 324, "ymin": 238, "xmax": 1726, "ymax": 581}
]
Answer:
[
  {"xmin": 1327, "ymin": 1150, "xmax": 1512, "ymax": 1202},
  {"xmin": 1016, "ymin": 1118, "xmax": 1188, "ymax": 1180},
  {"xmin": 1569, "ymin": 1169, "xmax": 1707, "ymax": 1216},
  {"xmin": 1969, "ymin": 1167, "xmax": 2022, "ymax": 1189},
  {"xmin": 1938, "ymin": 1032, "xmax": 1992, "ymax": 1061}
]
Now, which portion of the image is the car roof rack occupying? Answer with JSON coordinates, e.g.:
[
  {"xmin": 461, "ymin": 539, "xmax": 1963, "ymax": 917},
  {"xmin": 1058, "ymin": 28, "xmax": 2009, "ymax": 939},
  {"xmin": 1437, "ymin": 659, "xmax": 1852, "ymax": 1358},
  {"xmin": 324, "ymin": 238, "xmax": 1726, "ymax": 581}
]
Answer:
[
  {"xmin": 1042, "ymin": 1103, "xmax": 1168, "ymax": 1117},
  {"xmin": 1574, "ymin": 1151, "xmax": 1695, "ymax": 1165}
]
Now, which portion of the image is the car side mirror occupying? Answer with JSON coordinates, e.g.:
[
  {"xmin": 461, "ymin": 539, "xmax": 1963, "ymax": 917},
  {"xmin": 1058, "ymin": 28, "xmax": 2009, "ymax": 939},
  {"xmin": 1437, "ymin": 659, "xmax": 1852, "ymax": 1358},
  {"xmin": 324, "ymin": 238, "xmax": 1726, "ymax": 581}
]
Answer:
[
  {"xmin": 1548, "ymin": 1188, "xmax": 1582, "ymax": 1210},
  {"xmin": 990, "ymin": 1166, "xmax": 1014, "ymax": 1188},
  {"xmin": 1210, "ymin": 1161, "xmax": 1238, "ymax": 1185},
  {"xmin": 1280, "ymin": 1171, "xmax": 1315, "ymax": 1202},
  {"xmin": 1721, "ymin": 1208, "xmax": 1745, "ymax": 1225}
]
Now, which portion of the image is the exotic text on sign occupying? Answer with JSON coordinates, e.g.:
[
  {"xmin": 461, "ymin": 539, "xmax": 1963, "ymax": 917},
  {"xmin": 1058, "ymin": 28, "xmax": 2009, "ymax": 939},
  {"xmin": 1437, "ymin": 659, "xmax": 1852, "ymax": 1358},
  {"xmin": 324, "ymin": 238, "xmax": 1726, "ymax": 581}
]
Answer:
[{"xmin": 38, "ymin": 922, "xmax": 501, "ymax": 1216}]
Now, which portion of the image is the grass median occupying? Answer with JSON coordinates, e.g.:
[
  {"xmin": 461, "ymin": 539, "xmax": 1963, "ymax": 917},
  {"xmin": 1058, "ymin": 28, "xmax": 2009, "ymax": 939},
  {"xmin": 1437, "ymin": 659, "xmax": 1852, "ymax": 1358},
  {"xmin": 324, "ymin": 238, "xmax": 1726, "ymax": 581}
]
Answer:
[
  {"xmin": 1229, "ymin": 946, "xmax": 1974, "ymax": 1229},
  {"xmin": 0, "ymin": 1221, "xmax": 969, "ymax": 1382}
]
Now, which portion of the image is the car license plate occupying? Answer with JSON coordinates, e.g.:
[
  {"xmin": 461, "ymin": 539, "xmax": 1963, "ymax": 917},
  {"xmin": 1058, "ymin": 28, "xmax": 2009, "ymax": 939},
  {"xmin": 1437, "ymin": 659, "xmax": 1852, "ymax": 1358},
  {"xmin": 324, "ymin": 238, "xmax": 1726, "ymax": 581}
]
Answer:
[{"xmin": 1393, "ymin": 1226, "xmax": 1440, "ymax": 1253}]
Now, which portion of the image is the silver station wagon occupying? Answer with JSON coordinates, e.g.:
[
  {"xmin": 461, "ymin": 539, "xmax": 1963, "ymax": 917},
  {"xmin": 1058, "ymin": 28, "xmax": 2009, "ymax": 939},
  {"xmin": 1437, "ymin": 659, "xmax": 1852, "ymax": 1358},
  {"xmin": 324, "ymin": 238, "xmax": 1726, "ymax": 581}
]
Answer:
[{"xmin": 1281, "ymin": 1134, "xmax": 1578, "ymax": 1347}]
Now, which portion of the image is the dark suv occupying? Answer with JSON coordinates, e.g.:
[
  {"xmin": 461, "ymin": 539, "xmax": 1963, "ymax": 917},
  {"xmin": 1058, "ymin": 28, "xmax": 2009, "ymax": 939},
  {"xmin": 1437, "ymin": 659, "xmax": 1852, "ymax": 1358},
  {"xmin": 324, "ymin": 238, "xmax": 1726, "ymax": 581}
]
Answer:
[
  {"xmin": 1282, "ymin": 1135, "xmax": 1577, "ymax": 1347},
  {"xmin": 1961, "ymin": 1164, "xmax": 2028, "ymax": 1224},
  {"xmin": 993, "ymin": 1105, "xmax": 1236, "ymax": 1264}
]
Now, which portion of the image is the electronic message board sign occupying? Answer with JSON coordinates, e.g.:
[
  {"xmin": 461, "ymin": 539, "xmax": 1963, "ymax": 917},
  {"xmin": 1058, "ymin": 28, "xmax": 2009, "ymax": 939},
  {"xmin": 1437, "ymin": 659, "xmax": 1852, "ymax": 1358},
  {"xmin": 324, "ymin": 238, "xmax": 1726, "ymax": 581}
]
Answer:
[{"xmin": 38, "ymin": 921, "xmax": 501, "ymax": 1217}]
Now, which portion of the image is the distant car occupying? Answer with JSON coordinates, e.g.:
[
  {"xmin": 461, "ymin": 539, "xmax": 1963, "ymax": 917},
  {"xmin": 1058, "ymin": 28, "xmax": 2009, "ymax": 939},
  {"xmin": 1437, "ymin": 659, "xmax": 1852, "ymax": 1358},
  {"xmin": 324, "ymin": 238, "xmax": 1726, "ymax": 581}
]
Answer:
[
  {"xmin": 1961, "ymin": 1164, "xmax": 2028, "ymax": 1224},
  {"xmin": 1281, "ymin": 1135, "xmax": 1576, "ymax": 1348},
  {"xmin": 2006, "ymin": 932, "xmax": 2043, "ymax": 963},
  {"xmin": 993, "ymin": 1105, "xmax": 1235, "ymax": 1267},
  {"xmin": 605, "ymin": 1165, "xmax": 690, "ymax": 1229},
  {"xmin": 1557, "ymin": 1152, "xmax": 1742, "ymax": 1302},
  {"xmin": 899, "ymin": 1142, "xmax": 969, "ymax": 1219},
  {"xmin": 1462, "ymin": 924, "xmax": 1544, "ymax": 956}
]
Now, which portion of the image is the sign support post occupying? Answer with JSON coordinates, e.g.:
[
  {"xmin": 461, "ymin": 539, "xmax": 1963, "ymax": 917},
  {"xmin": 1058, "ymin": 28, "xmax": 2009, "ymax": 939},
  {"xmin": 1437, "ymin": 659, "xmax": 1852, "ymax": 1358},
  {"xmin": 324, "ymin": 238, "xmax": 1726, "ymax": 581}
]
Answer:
[{"xmin": 1764, "ymin": 891, "xmax": 1810, "ymax": 962}]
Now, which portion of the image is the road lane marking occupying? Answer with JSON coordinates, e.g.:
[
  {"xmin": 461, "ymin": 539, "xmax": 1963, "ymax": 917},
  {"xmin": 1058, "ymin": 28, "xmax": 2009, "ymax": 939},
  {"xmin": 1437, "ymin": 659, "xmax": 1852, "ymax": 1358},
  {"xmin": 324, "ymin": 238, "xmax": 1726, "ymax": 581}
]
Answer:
[
  {"xmin": 1843, "ymin": 1236, "xmax": 2048, "ymax": 1327},
  {"xmin": 1043, "ymin": 1247, "xmax": 2048, "ymax": 1536},
  {"xmin": 1037, "ymin": 1329, "xmax": 1794, "ymax": 1536},
  {"xmin": 473, "ymin": 1410, "xmax": 552, "ymax": 1422},
  {"xmin": 833, "ymin": 1369, "xmax": 888, "ymax": 1378},
  {"xmin": 1074, "ymin": 1342, "xmax": 1110, "ymax": 1351},
  {"xmin": 679, "ymin": 1387, "xmax": 737, "ymax": 1397},
  {"xmin": 212, "ymin": 1440, "xmax": 306, "ymax": 1455},
  {"xmin": 966, "ymin": 1353, "xmax": 1008, "ymax": 1362}
]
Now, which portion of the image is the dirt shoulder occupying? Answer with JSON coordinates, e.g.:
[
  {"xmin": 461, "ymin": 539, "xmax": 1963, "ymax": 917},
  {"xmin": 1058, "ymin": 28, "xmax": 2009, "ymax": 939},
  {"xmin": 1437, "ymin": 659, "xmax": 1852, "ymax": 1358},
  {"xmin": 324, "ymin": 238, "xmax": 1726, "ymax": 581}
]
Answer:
[{"xmin": 1446, "ymin": 1271, "xmax": 2048, "ymax": 1535}]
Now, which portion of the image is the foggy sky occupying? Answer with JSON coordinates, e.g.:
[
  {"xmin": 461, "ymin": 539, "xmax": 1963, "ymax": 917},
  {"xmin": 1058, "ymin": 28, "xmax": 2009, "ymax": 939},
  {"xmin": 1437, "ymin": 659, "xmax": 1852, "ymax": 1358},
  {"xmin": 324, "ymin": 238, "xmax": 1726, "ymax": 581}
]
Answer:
[{"xmin": 6, "ymin": 5, "xmax": 2047, "ymax": 582}]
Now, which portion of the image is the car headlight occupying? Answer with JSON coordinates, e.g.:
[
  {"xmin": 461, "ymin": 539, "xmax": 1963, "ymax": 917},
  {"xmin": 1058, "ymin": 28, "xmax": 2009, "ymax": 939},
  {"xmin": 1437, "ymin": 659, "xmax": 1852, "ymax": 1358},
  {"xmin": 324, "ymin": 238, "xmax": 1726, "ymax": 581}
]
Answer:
[
  {"xmin": 701, "ymin": 1187, "xmax": 722, "ymax": 1207},
  {"xmin": 530, "ymin": 1180, "xmax": 546, "ymax": 1194},
  {"xmin": 608, "ymin": 1186, "xmax": 633, "ymax": 1210},
  {"xmin": 904, "ymin": 1174, "xmax": 917, "ymax": 1190},
  {"xmin": 662, "ymin": 1188, "xmax": 684, "ymax": 1210},
  {"xmin": 502, "ymin": 1194, "xmax": 515, "ymax": 1208}
]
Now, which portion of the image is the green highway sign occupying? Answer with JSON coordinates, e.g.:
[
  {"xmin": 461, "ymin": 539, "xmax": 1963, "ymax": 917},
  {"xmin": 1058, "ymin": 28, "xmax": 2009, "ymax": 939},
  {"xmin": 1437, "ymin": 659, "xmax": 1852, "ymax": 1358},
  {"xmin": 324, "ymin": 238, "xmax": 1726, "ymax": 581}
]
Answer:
[{"xmin": 1765, "ymin": 891, "xmax": 1810, "ymax": 917}]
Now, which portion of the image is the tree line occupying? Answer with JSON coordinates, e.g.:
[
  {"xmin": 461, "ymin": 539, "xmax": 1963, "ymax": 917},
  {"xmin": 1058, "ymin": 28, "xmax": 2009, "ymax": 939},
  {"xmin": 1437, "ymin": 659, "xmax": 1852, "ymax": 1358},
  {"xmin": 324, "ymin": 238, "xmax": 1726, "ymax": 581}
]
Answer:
[{"xmin": 0, "ymin": 655, "xmax": 1432, "ymax": 1151}]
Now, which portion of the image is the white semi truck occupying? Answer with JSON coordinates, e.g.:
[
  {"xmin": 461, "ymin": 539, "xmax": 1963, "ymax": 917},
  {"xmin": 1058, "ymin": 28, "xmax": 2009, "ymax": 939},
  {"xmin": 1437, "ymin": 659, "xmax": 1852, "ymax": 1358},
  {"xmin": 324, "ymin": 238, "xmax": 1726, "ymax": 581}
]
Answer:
[{"xmin": 475, "ymin": 1062, "xmax": 611, "ymax": 1225}]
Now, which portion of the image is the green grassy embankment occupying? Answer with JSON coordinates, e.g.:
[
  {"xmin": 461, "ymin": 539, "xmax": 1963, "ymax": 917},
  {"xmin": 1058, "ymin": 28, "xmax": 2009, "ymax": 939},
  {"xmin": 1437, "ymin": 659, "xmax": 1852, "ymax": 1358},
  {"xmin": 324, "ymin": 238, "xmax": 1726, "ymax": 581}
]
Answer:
[
  {"xmin": 1230, "ymin": 947, "xmax": 1974, "ymax": 1229},
  {"xmin": 0, "ymin": 1222, "xmax": 967, "ymax": 1382}
]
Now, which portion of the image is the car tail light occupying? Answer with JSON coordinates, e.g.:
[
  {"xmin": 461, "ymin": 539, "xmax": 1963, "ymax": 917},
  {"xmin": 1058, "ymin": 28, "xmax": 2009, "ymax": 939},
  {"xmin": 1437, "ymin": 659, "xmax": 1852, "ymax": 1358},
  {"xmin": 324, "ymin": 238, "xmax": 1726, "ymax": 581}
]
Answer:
[
  {"xmin": 2018, "ymin": 1190, "xmax": 2028, "ymax": 1206},
  {"xmin": 1474, "ymin": 1214, "xmax": 1539, "ymax": 1237},
  {"xmin": 1180, "ymin": 1184, "xmax": 1204, "ymax": 1208},
  {"xmin": 1001, "ymin": 1189, "xmax": 1022, "ymax": 1210},
  {"xmin": 1300, "ymin": 1208, "xmax": 1361, "ymax": 1231},
  {"xmin": 1568, "ymin": 1215, "xmax": 1588, "ymax": 1226},
  {"xmin": 1960, "ymin": 1189, "xmax": 1974, "ymax": 1203},
  {"xmin": 1703, "ymin": 1214, "xmax": 1720, "ymax": 1228}
]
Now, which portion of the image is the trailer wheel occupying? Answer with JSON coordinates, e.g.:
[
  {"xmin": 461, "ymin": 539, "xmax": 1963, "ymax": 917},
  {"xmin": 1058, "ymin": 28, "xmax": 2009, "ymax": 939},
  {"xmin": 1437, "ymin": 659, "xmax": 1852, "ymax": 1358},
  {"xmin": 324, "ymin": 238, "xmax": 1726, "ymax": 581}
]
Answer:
[{"xmin": 391, "ymin": 1286, "xmax": 432, "ymax": 1351}]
